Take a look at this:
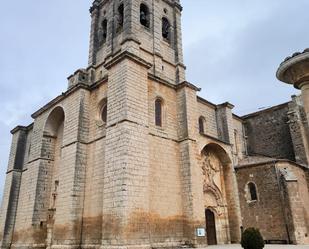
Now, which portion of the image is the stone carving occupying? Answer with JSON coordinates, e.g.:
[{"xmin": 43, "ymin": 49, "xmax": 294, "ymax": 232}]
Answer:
[{"xmin": 202, "ymin": 151, "xmax": 224, "ymax": 206}]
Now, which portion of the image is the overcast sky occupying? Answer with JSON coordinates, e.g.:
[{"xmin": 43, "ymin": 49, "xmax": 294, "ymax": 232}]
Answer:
[{"xmin": 0, "ymin": 0, "xmax": 308, "ymax": 196}]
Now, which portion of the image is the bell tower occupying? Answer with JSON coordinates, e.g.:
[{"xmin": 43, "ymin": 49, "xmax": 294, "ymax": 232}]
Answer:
[
  {"xmin": 87, "ymin": 1, "xmax": 187, "ymax": 248},
  {"xmin": 88, "ymin": 0, "xmax": 185, "ymax": 85}
]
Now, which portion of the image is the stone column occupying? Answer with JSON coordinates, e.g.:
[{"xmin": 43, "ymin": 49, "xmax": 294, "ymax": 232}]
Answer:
[
  {"xmin": 299, "ymin": 81, "xmax": 309, "ymax": 121},
  {"xmin": 277, "ymin": 49, "xmax": 309, "ymax": 165},
  {"xmin": 277, "ymin": 50, "xmax": 309, "ymax": 121}
]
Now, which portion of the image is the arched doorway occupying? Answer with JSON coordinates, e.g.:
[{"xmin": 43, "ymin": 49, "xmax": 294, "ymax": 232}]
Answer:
[
  {"xmin": 205, "ymin": 209, "xmax": 217, "ymax": 245},
  {"xmin": 201, "ymin": 143, "xmax": 240, "ymax": 244}
]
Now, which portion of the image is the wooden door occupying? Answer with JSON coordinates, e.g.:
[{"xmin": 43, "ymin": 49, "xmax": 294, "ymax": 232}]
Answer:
[{"xmin": 206, "ymin": 209, "xmax": 217, "ymax": 245}]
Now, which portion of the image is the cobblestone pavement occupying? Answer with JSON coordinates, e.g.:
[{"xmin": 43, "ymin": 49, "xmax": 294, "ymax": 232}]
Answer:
[{"xmin": 205, "ymin": 245, "xmax": 309, "ymax": 249}]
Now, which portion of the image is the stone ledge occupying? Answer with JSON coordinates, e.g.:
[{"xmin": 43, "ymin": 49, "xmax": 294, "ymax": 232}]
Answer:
[{"xmin": 104, "ymin": 51, "xmax": 152, "ymax": 70}]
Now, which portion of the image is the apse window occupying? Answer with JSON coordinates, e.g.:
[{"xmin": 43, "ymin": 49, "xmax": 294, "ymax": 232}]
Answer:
[
  {"xmin": 248, "ymin": 182, "xmax": 258, "ymax": 201},
  {"xmin": 155, "ymin": 99, "xmax": 163, "ymax": 127},
  {"xmin": 140, "ymin": 4, "xmax": 150, "ymax": 28},
  {"xmin": 162, "ymin": 17, "xmax": 171, "ymax": 42}
]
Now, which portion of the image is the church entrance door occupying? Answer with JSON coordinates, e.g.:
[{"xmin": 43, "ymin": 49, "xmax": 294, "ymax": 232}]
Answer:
[{"xmin": 205, "ymin": 209, "xmax": 217, "ymax": 245}]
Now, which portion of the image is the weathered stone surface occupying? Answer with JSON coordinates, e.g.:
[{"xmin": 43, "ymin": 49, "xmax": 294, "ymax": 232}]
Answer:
[{"xmin": 0, "ymin": 1, "xmax": 308, "ymax": 249}]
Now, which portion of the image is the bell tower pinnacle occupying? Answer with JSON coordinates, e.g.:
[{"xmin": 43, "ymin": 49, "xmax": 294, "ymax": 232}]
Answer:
[{"xmin": 88, "ymin": 0, "xmax": 185, "ymax": 84}]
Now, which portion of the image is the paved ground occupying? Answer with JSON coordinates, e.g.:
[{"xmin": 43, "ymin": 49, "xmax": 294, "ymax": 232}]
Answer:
[{"xmin": 205, "ymin": 245, "xmax": 309, "ymax": 249}]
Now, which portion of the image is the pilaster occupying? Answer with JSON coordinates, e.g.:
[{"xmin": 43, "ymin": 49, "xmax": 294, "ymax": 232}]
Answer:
[
  {"xmin": 102, "ymin": 55, "xmax": 151, "ymax": 247},
  {"xmin": 287, "ymin": 96, "xmax": 309, "ymax": 165},
  {"xmin": 176, "ymin": 83, "xmax": 206, "ymax": 246},
  {"xmin": 216, "ymin": 102, "xmax": 235, "ymax": 144},
  {"xmin": 0, "ymin": 127, "xmax": 28, "ymax": 249}
]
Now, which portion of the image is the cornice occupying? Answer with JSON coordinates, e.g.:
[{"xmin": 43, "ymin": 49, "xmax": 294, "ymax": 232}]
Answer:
[
  {"xmin": 104, "ymin": 51, "xmax": 152, "ymax": 69},
  {"xmin": 176, "ymin": 81, "xmax": 201, "ymax": 92},
  {"xmin": 10, "ymin": 123, "xmax": 33, "ymax": 134}
]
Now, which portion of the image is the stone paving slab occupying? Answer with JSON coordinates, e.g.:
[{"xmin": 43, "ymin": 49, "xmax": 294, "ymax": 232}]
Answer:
[{"xmin": 205, "ymin": 245, "xmax": 309, "ymax": 249}]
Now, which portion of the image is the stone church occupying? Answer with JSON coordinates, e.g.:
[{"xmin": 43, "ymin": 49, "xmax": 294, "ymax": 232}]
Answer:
[{"xmin": 0, "ymin": 0, "xmax": 309, "ymax": 248}]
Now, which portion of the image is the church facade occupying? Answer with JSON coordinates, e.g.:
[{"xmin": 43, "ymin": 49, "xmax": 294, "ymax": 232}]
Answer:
[{"xmin": 0, "ymin": 0, "xmax": 309, "ymax": 249}]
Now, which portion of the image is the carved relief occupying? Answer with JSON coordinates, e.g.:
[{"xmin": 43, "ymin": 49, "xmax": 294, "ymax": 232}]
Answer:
[{"xmin": 202, "ymin": 150, "xmax": 224, "ymax": 208}]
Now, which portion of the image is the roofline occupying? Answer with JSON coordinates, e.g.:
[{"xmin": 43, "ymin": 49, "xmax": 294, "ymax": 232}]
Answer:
[
  {"xmin": 235, "ymin": 158, "xmax": 308, "ymax": 171},
  {"xmin": 11, "ymin": 123, "xmax": 34, "ymax": 134},
  {"xmin": 31, "ymin": 77, "xmax": 108, "ymax": 119},
  {"xmin": 197, "ymin": 96, "xmax": 217, "ymax": 108},
  {"xmin": 232, "ymin": 113, "xmax": 243, "ymax": 121},
  {"xmin": 242, "ymin": 101, "xmax": 290, "ymax": 119}
]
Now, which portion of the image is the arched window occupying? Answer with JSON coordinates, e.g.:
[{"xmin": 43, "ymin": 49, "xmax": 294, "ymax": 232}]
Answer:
[
  {"xmin": 140, "ymin": 4, "xmax": 150, "ymax": 28},
  {"xmin": 234, "ymin": 129, "xmax": 239, "ymax": 154},
  {"xmin": 101, "ymin": 19, "xmax": 107, "ymax": 44},
  {"xmin": 248, "ymin": 182, "xmax": 258, "ymax": 201},
  {"xmin": 101, "ymin": 104, "xmax": 107, "ymax": 123},
  {"xmin": 162, "ymin": 17, "xmax": 171, "ymax": 42},
  {"xmin": 155, "ymin": 99, "xmax": 162, "ymax": 127},
  {"xmin": 117, "ymin": 4, "xmax": 124, "ymax": 32},
  {"xmin": 199, "ymin": 116, "xmax": 205, "ymax": 134}
]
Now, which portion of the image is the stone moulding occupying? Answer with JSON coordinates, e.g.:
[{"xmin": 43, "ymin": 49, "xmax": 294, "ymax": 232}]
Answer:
[
  {"xmin": 103, "ymin": 51, "xmax": 152, "ymax": 70},
  {"xmin": 277, "ymin": 49, "xmax": 309, "ymax": 88}
]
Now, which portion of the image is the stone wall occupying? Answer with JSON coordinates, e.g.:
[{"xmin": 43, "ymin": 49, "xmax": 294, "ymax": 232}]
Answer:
[
  {"xmin": 287, "ymin": 96, "xmax": 309, "ymax": 165},
  {"xmin": 243, "ymin": 104, "xmax": 296, "ymax": 161},
  {"xmin": 277, "ymin": 162, "xmax": 309, "ymax": 244},
  {"xmin": 236, "ymin": 163, "xmax": 289, "ymax": 242},
  {"xmin": 236, "ymin": 162, "xmax": 309, "ymax": 244},
  {"xmin": 232, "ymin": 116, "xmax": 246, "ymax": 161},
  {"xmin": 4, "ymin": 0, "xmax": 309, "ymax": 248},
  {"xmin": 196, "ymin": 99, "xmax": 218, "ymax": 138}
]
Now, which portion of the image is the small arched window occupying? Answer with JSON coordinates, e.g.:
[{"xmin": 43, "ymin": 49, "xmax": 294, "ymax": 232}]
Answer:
[
  {"xmin": 101, "ymin": 19, "xmax": 107, "ymax": 44},
  {"xmin": 140, "ymin": 4, "xmax": 150, "ymax": 28},
  {"xmin": 248, "ymin": 182, "xmax": 258, "ymax": 201},
  {"xmin": 234, "ymin": 129, "xmax": 239, "ymax": 154},
  {"xmin": 155, "ymin": 99, "xmax": 162, "ymax": 127},
  {"xmin": 199, "ymin": 116, "xmax": 205, "ymax": 134},
  {"xmin": 101, "ymin": 104, "xmax": 107, "ymax": 123},
  {"xmin": 117, "ymin": 4, "xmax": 124, "ymax": 32},
  {"xmin": 162, "ymin": 17, "xmax": 171, "ymax": 42}
]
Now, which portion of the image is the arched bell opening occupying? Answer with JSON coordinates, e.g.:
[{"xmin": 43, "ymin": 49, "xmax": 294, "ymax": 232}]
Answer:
[{"xmin": 201, "ymin": 143, "xmax": 240, "ymax": 244}]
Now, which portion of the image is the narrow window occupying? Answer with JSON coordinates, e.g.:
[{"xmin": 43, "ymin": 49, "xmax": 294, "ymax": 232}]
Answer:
[
  {"xmin": 234, "ymin": 129, "xmax": 239, "ymax": 154},
  {"xmin": 155, "ymin": 99, "xmax": 162, "ymax": 127},
  {"xmin": 28, "ymin": 144, "xmax": 31, "ymax": 157},
  {"xmin": 101, "ymin": 104, "xmax": 107, "ymax": 123},
  {"xmin": 101, "ymin": 19, "xmax": 107, "ymax": 44},
  {"xmin": 248, "ymin": 182, "xmax": 258, "ymax": 201},
  {"xmin": 199, "ymin": 117, "xmax": 205, "ymax": 134},
  {"xmin": 140, "ymin": 4, "xmax": 150, "ymax": 28},
  {"xmin": 117, "ymin": 4, "xmax": 124, "ymax": 32},
  {"xmin": 162, "ymin": 17, "xmax": 171, "ymax": 42}
]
